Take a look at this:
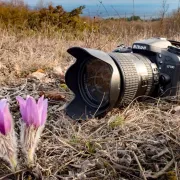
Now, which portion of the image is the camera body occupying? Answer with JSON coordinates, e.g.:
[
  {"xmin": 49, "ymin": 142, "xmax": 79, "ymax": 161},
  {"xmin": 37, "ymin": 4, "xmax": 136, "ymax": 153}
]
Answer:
[{"xmin": 115, "ymin": 38, "xmax": 180, "ymax": 98}]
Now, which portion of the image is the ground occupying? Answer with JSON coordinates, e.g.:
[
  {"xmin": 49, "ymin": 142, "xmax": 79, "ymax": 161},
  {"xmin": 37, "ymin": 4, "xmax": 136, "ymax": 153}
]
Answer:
[{"xmin": 0, "ymin": 73, "xmax": 179, "ymax": 180}]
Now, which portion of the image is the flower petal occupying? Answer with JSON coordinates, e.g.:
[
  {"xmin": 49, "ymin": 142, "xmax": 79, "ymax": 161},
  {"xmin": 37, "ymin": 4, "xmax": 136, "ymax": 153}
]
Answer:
[
  {"xmin": 37, "ymin": 96, "xmax": 44, "ymax": 120},
  {"xmin": 41, "ymin": 99, "xmax": 48, "ymax": 126},
  {"xmin": 32, "ymin": 104, "xmax": 40, "ymax": 128},
  {"xmin": 16, "ymin": 96, "xmax": 26, "ymax": 106},
  {"xmin": 0, "ymin": 101, "xmax": 12, "ymax": 135},
  {"xmin": 26, "ymin": 96, "xmax": 40, "ymax": 127},
  {"xmin": 38, "ymin": 95, "xmax": 44, "ymax": 108},
  {"xmin": 0, "ymin": 110, "xmax": 6, "ymax": 135},
  {"xmin": 26, "ymin": 96, "xmax": 35, "ymax": 126},
  {"xmin": 16, "ymin": 96, "xmax": 27, "ymax": 122},
  {"xmin": 0, "ymin": 99, "xmax": 7, "ymax": 109},
  {"xmin": 3, "ymin": 104, "xmax": 12, "ymax": 134}
]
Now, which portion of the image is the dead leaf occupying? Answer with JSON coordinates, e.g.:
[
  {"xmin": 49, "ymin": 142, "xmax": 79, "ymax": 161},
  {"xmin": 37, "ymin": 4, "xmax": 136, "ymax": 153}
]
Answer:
[
  {"xmin": 36, "ymin": 69, "xmax": 45, "ymax": 73},
  {"xmin": 39, "ymin": 91, "xmax": 66, "ymax": 101}
]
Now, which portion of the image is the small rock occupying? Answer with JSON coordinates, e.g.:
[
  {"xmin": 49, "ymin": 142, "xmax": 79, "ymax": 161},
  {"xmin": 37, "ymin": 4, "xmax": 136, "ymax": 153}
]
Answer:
[
  {"xmin": 173, "ymin": 106, "xmax": 180, "ymax": 111},
  {"xmin": 30, "ymin": 72, "xmax": 46, "ymax": 81},
  {"xmin": 53, "ymin": 66, "xmax": 64, "ymax": 77},
  {"xmin": 173, "ymin": 106, "xmax": 180, "ymax": 115}
]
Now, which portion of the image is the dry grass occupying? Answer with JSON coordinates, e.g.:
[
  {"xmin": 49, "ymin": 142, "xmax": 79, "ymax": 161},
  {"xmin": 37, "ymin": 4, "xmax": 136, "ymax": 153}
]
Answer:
[
  {"xmin": 0, "ymin": 19, "xmax": 180, "ymax": 179},
  {"xmin": 0, "ymin": 78, "xmax": 179, "ymax": 179},
  {"xmin": 0, "ymin": 26, "xmax": 129, "ymax": 85},
  {"xmin": 1, "ymin": 18, "xmax": 180, "ymax": 86},
  {"xmin": 1, "ymin": 19, "xmax": 180, "ymax": 86},
  {"xmin": 0, "ymin": 21, "xmax": 180, "ymax": 84}
]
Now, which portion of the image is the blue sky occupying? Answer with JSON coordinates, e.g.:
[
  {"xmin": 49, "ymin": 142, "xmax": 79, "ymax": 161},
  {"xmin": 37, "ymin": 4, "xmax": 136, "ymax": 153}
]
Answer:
[
  {"xmin": 24, "ymin": 0, "xmax": 179, "ymax": 18},
  {"xmin": 24, "ymin": 0, "xmax": 179, "ymax": 6}
]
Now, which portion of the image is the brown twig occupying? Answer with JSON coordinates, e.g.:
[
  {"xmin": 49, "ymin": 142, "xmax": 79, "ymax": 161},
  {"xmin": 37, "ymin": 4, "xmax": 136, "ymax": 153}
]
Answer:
[
  {"xmin": 0, "ymin": 168, "xmax": 27, "ymax": 180},
  {"xmin": 132, "ymin": 151, "xmax": 147, "ymax": 180},
  {"xmin": 148, "ymin": 159, "xmax": 174, "ymax": 179}
]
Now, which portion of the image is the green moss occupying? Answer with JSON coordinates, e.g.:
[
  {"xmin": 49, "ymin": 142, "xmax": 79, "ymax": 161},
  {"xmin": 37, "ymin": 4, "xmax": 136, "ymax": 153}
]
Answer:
[
  {"xmin": 167, "ymin": 171, "xmax": 178, "ymax": 180},
  {"xmin": 60, "ymin": 84, "xmax": 68, "ymax": 91},
  {"xmin": 85, "ymin": 141, "xmax": 96, "ymax": 154},
  {"xmin": 109, "ymin": 116, "xmax": 125, "ymax": 128}
]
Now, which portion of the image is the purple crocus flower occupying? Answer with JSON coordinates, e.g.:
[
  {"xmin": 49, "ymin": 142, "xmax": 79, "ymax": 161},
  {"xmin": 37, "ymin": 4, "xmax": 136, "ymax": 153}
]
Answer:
[
  {"xmin": 0, "ymin": 99, "xmax": 18, "ymax": 172},
  {"xmin": 0, "ymin": 99, "xmax": 12, "ymax": 135},
  {"xmin": 16, "ymin": 95, "xmax": 48, "ymax": 128},
  {"xmin": 16, "ymin": 95, "xmax": 48, "ymax": 166}
]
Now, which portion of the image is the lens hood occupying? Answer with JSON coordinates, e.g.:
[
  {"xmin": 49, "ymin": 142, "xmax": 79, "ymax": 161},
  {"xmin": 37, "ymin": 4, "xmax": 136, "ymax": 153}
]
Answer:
[{"xmin": 65, "ymin": 47, "xmax": 120, "ymax": 120}]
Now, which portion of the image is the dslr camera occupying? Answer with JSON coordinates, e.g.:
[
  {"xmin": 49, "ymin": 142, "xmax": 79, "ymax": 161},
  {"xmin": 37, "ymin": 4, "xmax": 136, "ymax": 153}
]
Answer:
[{"xmin": 65, "ymin": 38, "xmax": 180, "ymax": 120}]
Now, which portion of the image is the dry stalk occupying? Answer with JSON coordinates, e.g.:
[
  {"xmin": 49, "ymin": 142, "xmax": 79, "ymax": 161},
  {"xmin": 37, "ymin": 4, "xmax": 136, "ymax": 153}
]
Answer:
[{"xmin": 132, "ymin": 151, "xmax": 147, "ymax": 180}]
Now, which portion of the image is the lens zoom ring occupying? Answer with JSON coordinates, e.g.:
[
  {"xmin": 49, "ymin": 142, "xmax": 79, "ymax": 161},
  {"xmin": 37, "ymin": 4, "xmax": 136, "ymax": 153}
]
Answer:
[
  {"xmin": 113, "ymin": 54, "xmax": 139, "ymax": 105},
  {"xmin": 133, "ymin": 54, "xmax": 153, "ymax": 96}
]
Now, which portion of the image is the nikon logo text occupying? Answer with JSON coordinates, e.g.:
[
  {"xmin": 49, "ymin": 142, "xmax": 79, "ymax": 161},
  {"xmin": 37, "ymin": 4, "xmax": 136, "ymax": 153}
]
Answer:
[{"xmin": 133, "ymin": 44, "xmax": 147, "ymax": 50}]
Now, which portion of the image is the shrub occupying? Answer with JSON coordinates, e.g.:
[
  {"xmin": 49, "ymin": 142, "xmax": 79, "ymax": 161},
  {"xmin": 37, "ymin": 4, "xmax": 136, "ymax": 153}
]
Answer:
[{"xmin": 0, "ymin": 1, "xmax": 88, "ymax": 31}]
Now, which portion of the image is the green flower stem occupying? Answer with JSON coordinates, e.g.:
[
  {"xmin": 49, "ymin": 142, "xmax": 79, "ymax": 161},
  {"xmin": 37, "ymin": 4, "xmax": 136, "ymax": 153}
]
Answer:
[
  {"xmin": 27, "ymin": 148, "xmax": 34, "ymax": 167},
  {"xmin": 9, "ymin": 155, "xmax": 18, "ymax": 172}
]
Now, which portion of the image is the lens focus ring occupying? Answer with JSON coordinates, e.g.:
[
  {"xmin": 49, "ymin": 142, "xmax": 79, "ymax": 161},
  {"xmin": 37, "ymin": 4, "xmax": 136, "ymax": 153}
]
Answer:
[
  {"xmin": 110, "ymin": 53, "xmax": 156, "ymax": 106},
  {"xmin": 111, "ymin": 53, "xmax": 139, "ymax": 104}
]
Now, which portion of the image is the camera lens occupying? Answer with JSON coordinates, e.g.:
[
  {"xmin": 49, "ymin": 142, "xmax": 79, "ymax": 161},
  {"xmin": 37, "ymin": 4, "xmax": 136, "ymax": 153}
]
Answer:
[
  {"xmin": 65, "ymin": 47, "xmax": 159, "ymax": 120},
  {"xmin": 79, "ymin": 59, "xmax": 112, "ymax": 108}
]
